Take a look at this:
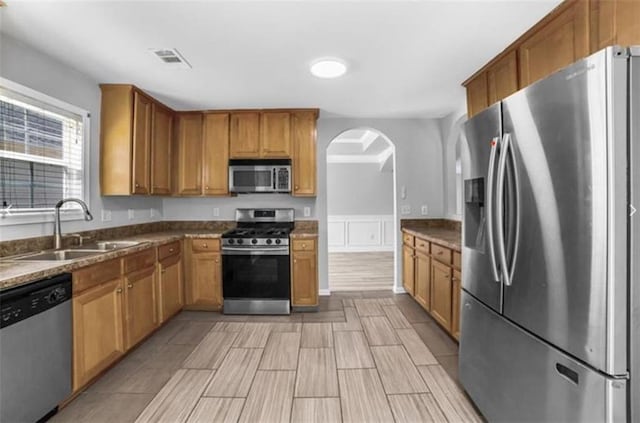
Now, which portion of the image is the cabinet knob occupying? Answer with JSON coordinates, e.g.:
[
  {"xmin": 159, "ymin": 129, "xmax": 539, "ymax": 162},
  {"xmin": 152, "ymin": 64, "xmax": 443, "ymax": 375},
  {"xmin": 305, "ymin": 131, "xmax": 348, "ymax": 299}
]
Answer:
[
  {"xmin": 295, "ymin": 185, "xmax": 299, "ymax": 190},
  {"xmin": 294, "ymin": 259, "xmax": 297, "ymax": 263},
  {"xmin": 169, "ymin": 248, "xmax": 174, "ymax": 252},
  {"xmin": 116, "ymin": 288, "xmax": 123, "ymax": 294},
  {"xmin": 205, "ymin": 186, "xmax": 209, "ymax": 190},
  {"xmin": 161, "ymin": 269, "xmax": 166, "ymax": 274},
  {"xmin": 135, "ymin": 183, "xmax": 139, "ymax": 188},
  {"xmin": 127, "ymin": 283, "xmax": 133, "ymax": 289},
  {"xmin": 203, "ymin": 244, "xmax": 208, "ymax": 248},
  {"xmin": 215, "ymin": 258, "xmax": 219, "ymax": 263},
  {"xmin": 302, "ymin": 244, "xmax": 306, "ymax": 248}
]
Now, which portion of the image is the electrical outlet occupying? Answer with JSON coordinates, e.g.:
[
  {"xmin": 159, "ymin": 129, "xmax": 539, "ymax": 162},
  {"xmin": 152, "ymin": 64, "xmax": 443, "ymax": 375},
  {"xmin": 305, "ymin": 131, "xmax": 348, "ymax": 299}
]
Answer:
[
  {"xmin": 101, "ymin": 209, "xmax": 112, "ymax": 222},
  {"xmin": 401, "ymin": 205, "xmax": 411, "ymax": 215},
  {"xmin": 421, "ymin": 205, "xmax": 429, "ymax": 215},
  {"xmin": 213, "ymin": 208, "xmax": 220, "ymax": 217},
  {"xmin": 304, "ymin": 207, "xmax": 311, "ymax": 217},
  {"xmin": 150, "ymin": 208, "xmax": 156, "ymax": 218},
  {"xmin": 128, "ymin": 209, "xmax": 135, "ymax": 220},
  {"xmin": 401, "ymin": 186, "xmax": 407, "ymax": 200}
]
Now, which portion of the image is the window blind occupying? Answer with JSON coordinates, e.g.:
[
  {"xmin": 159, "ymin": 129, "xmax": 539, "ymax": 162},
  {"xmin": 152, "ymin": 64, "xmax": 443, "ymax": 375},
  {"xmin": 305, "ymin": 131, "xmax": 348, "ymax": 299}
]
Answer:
[{"xmin": 0, "ymin": 85, "xmax": 85, "ymax": 212}]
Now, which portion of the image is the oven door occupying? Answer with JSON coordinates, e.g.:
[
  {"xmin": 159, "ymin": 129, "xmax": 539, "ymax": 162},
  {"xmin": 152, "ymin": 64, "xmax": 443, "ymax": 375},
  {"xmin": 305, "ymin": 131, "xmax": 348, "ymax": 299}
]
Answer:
[
  {"xmin": 222, "ymin": 249, "xmax": 290, "ymax": 300},
  {"xmin": 228, "ymin": 166, "xmax": 275, "ymax": 193}
]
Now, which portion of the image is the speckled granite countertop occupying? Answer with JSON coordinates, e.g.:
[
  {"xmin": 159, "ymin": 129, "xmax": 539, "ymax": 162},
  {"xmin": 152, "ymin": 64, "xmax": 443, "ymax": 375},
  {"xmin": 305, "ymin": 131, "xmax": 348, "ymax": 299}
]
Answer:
[
  {"xmin": 401, "ymin": 223, "xmax": 461, "ymax": 252},
  {"xmin": 290, "ymin": 220, "xmax": 318, "ymax": 238},
  {"xmin": 0, "ymin": 230, "xmax": 228, "ymax": 291}
]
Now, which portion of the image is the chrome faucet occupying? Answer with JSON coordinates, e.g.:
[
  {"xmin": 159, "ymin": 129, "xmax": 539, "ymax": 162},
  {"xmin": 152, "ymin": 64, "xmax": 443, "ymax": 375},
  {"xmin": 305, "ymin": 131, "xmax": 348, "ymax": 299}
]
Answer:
[{"xmin": 54, "ymin": 198, "xmax": 93, "ymax": 249}]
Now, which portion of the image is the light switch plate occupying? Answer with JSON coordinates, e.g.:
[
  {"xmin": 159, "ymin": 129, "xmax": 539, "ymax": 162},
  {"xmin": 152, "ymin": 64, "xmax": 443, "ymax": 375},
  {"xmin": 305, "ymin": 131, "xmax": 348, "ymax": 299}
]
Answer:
[
  {"xmin": 303, "ymin": 207, "xmax": 311, "ymax": 217},
  {"xmin": 421, "ymin": 205, "xmax": 429, "ymax": 215},
  {"xmin": 128, "ymin": 209, "xmax": 135, "ymax": 220},
  {"xmin": 401, "ymin": 205, "xmax": 411, "ymax": 215},
  {"xmin": 101, "ymin": 209, "xmax": 112, "ymax": 222}
]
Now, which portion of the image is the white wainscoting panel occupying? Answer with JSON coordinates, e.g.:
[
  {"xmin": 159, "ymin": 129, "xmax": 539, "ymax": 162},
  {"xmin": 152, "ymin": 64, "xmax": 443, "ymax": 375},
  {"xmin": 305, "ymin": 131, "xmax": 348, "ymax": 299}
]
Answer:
[{"xmin": 328, "ymin": 215, "xmax": 394, "ymax": 252}]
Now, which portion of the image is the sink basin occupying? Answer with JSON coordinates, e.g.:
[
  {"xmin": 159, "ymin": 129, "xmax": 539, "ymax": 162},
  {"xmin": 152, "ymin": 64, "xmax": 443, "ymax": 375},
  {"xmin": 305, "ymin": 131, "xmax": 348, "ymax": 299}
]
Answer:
[
  {"xmin": 13, "ymin": 249, "xmax": 103, "ymax": 261},
  {"xmin": 90, "ymin": 240, "xmax": 142, "ymax": 251}
]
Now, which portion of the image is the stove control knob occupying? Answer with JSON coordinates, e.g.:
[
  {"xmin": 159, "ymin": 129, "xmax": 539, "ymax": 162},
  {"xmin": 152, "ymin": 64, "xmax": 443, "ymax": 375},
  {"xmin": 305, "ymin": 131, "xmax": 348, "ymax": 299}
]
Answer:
[
  {"xmin": 251, "ymin": 239, "xmax": 258, "ymax": 245},
  {"xmin": 275, "ymin": 239, "xmax": 282, "ymax": 245},
  {"xmin": 266, "ymin": 239, "xmax": 272, "ymax": 245},
  {"xmin": 237, "ymin": 239, "xmax": 244, "ymax": 245},
  {"xmin": 228, "ymin": 239, "xmax": 235, "ymax": 244}
]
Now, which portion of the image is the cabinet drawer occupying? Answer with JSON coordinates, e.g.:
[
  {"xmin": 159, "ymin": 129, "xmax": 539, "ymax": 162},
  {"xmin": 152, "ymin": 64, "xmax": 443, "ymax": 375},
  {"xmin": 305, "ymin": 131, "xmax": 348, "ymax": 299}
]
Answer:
[
  {"xmin": 73, "ymin": 258, "xmax": 121, "ymax": 294},
  {"xmin": 158, "ymin": 241, "xmax": 181, "ymax": 261},
  {"xmin": 453, "ymin": 251, "xmax": 461, "ymax": 269},
  {"xmin": 432, "ymin": 244, "xmax": 452, "ymax": 264},
  {"xmin": 415, "ymin": 238, "xmax": 430, "ymax": 253},
  {"xmin": 123, "ymin": 248, "xmax": 156, "ymax": 274},
  {"xmin": 192, "ymin": 238, "xmax": 220, "ymax": 253},
  {"xmin": 292, "ymin": 239, "xmax": 316, "ymax": 252},
  {"xmin": 402, "ymin": 233, "xmax": 414, "ymax": 246}
]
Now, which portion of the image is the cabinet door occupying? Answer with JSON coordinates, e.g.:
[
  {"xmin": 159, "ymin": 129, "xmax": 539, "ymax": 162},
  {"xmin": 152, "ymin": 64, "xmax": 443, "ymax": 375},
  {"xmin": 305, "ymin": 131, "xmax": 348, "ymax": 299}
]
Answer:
[
  {"xmin": 159, "ymin": 255, "xmax": 183, "ymax": 322},
  {"xmin": 487, "ymin": 51, "xmax": 519, "ymax": 105},
  {"xmin": 291, "ymin": 111, "xmax": 317, "ymax": 196},
  {"xmin": 124, "ymin": 266, "xmax": 158, "ymax": 350},
  {"xmin": 229, "ymin": 112, "xmax": 260, "ymax": 158},
  {"xmin": 72, "ymin": 278, "xmax": 124, "ymax": 390},
  {"xmin": 402, "ymin": 245, "xmax": 415, "ymax": 295},
  {"xmin": 519, "ymin": 0, "xmax": 589, "ymax": 86},
  {"xmin": 414, "ymin": 250, "xmax": 431, "ymax": 311},
  {"xmin": 260, "ymin": 112, "xmax": 291, "ymax": 158},
  {"xmin": 132, "ymin": 91, "xmax": 152, "ymax": 194},
  {"xmin": 176, "ymin": 114, "xmax": 203, "ymax": 195},
  {"xmin": 430, "ymin": 260, "xmax": 452, "ymax": 332},
  {"xmin": 591, "ymin": 0, "xmax": 640, "ymax": 52},
  {"xmin": 151, "ymin": 103, "xmax": 173, "ymax": 195},
  {"xmin": 451, "ymin": 269, "xmax": 461, "ymax": 341},
  {"xmin": 465, "ymin": 73, "xmax": 489, "ymax": 118},
  {"xmin": 291, "ymin": 251, "xmax": 317, "ymax": 306},
  {"xmin": 203, "ymin": 113, "xmax": 229, "ymax": 196},
  {"xmin": 189, "ymin": 252, "xmax": 222, "ymax": 308}
]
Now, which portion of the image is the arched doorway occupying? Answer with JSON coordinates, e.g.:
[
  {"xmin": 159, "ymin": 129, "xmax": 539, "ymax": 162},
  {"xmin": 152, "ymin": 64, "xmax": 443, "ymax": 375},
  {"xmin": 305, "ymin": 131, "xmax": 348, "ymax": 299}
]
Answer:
[{"xmin": 325, "ymin": 128, "xmax": 398, "ymax": 291}]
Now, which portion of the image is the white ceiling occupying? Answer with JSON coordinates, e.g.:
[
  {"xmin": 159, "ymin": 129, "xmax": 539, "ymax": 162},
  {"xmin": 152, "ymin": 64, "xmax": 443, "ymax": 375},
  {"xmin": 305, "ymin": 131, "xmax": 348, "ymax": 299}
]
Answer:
[{"xmin": 0, "ymin": 0, "xmax": 562, "ymax": 118}]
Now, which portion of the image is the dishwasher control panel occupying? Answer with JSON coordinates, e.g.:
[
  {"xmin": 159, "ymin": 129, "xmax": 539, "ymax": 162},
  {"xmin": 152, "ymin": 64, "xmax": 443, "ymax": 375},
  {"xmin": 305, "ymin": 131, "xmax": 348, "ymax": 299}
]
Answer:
[{"xmin": 0, "ymin": 274, "xmax": 72, "ymax": 329}]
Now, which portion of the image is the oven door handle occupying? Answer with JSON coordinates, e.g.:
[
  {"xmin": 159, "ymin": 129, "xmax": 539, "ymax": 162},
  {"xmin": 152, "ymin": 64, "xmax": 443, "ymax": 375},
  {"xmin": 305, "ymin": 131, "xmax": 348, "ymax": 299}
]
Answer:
[{"xmin": 222, "ymin": 247, "xmax": 290, "ymax": 256}]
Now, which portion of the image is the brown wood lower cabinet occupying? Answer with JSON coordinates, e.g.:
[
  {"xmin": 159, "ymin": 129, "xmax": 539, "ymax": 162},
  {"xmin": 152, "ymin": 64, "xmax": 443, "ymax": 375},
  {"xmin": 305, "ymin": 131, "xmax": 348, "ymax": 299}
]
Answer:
[
  {"xmin": 430, "ymin": 260, "xmax": 452, "ymax": 332},
  {"xmin": 158, "ymin": 253, "xmax": 184, "ymax": 323},
  {"xmin": 451, "ymin": 269, "xmax": 461, "ymax": 340},
  {"xmin": 414, "ymin": 250, "xmax": 431, "ymax": 310},
  {"xmin": 72, "ymin": 276, "xmax": 125, "ymax": 390},
  {"xmin": 402, "ymin": 230, "xmax": 461, "ymax": 340},
  {"xmin": 291, "ymin": 237, "xmax": 318, "ymax": 308},
  {"xmin": 185, "ymin": 238, "xmax": 222, "ymax": 310},
  {"xmin": 124, "ymin": 263, "xmax": 158, "ymax": 350},
  {"xmin": 402, "ymin": 245, "xmax": 415, "ymax": 295}
]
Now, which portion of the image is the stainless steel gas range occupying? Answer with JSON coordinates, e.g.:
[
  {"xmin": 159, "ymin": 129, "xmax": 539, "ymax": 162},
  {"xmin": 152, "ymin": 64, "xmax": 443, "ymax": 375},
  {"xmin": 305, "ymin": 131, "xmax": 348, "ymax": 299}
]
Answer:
[{"xmin": 221, "ymin": 208, "xmax": 294, "ymax": 315}]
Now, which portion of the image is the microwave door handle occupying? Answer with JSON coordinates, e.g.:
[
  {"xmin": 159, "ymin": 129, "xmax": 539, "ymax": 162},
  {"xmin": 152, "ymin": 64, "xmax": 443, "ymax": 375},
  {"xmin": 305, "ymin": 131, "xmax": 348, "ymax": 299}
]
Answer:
[{"xmin": 273, "ymin": 169, "xmax": 276, "ymax": 190}]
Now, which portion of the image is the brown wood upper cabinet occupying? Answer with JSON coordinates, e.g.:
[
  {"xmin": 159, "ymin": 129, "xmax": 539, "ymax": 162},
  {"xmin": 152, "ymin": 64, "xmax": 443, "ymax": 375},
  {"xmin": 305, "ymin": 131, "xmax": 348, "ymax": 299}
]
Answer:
[
  {"xmin": 229, "ymin": 112, "xmax": 261, "ymax": 158},
  {"xmin": 518, "ymin": 0, "xmax": 590, "ymax": 87},
  {"xmin": 291, "ymin": 111, "xmax": 318, "ymax": 196},
  {"xmin": 463, "ymin": 0, "xmax": 640, "ymax": 118},
  {"xmin": 203, "ymin": 113, "xmax": 230, "ymax": 196},
  {"xmin": 100, "ymin": 85, "xmax": 173, "ymax": 195},
  {"xmin": 230, "ymin": 111, "xmax": 291, "ymax": 159},
  {"xmin": 175, "ymin": 113, "xmax": 203, "ymax": 195}
]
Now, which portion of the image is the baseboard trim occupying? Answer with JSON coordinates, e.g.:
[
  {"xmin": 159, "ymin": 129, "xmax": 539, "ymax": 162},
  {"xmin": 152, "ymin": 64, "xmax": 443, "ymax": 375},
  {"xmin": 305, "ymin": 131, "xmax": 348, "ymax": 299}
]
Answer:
[
  {"xmin": 319, "ymin": 289, "xmax": 331, "ymax": 296},
  {"xmin": 393, "ymin": 285, "xmax": 406, "ymax": 294},
  {"xmin": 328, "ymin": 247, "xmax": 394, "ymax": 253}
]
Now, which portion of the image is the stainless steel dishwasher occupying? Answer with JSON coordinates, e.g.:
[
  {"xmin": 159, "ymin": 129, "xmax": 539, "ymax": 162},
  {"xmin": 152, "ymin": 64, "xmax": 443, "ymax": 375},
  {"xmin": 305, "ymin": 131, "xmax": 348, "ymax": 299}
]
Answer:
[{"xmin": 0, "ymin": 273, "xmax": 72, "ymax": 422}]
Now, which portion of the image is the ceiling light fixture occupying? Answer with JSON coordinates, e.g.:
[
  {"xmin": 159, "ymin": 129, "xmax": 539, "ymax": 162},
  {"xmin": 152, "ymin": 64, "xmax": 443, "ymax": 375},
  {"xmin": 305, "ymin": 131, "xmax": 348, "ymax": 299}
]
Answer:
[{"xmin": 310, "ymin": 58, "xmax": 347, "ymax": 79}]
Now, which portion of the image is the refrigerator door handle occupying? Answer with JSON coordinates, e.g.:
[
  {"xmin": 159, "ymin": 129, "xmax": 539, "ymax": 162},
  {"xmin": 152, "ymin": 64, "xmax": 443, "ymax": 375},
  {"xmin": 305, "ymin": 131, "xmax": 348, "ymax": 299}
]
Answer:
[
  {"xmin": 496, "ymin": 133, "xmax": 511, "ymax": 286},
  {"xmin": 486, "ymin": 136, "xmax": 501, "ymax": 282},
  {"xmin": 508, "ymin": 139, "xmax": 521, "ymax": 282}
]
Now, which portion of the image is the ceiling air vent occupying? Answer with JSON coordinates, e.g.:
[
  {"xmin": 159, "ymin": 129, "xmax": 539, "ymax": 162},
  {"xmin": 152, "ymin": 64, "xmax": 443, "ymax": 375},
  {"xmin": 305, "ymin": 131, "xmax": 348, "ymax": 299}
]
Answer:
[{"xmin": 149, "ymin": 48, "xmax": 191, "ymax": 69}]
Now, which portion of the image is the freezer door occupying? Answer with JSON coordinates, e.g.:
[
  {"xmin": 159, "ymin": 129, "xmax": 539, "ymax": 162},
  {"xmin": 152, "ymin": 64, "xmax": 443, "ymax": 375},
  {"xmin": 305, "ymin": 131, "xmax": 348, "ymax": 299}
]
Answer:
[
  {"xmin": 500, "ymin": 48, "xmax": 628, "ymax": 374},
  {"xmin": 461, "ymin": 103, "xmax": 502, "ymax": 312},
  {"xmin": 459, "ymin": 291, "xmax": 627, "ymax": 423}
]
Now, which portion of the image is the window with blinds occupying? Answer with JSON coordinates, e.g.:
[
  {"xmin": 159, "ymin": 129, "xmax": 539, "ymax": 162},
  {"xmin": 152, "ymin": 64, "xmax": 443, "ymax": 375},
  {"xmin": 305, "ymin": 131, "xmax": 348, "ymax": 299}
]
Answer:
[{"xmin": 0, "ymin": 83, "xmax": 86, "ymax": 213}]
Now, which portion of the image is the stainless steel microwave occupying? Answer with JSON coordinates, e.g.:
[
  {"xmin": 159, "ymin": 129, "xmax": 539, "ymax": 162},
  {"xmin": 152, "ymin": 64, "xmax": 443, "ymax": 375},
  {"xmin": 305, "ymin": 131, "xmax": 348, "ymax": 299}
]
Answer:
[{"xmin": 228, "ymin": 159, "xmax": 291, "ymax": 193}]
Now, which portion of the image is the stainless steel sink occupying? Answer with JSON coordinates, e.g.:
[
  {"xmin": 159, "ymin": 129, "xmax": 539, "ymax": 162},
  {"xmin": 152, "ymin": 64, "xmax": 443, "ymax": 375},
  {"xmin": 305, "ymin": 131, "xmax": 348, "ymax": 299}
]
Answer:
[
  {"xmin": 81, "ymin": 240, "xmax": 143, "ymax": 251},
  {"xmin": 13, "ymin": 249, "xmax": 103, "ymax": 261}
]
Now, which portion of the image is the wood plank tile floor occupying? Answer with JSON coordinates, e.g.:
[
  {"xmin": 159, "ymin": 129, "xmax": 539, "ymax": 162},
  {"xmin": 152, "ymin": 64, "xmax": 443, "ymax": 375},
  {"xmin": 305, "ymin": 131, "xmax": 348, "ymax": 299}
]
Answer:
[
  {"xmin": 53, "ymin": 291, "xmax": 483, "ymax": 423},
  {"xmin": 329, "ymin": 252, "xmax": 394, "ymax": 291}
]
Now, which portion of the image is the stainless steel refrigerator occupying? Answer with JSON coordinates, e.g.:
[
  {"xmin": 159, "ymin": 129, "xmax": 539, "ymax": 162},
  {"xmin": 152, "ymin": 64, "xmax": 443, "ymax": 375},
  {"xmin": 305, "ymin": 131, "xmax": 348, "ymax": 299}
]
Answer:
[{"xmin": 459, "ymin": 46, "xmax": 639, "ymax": 422}]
